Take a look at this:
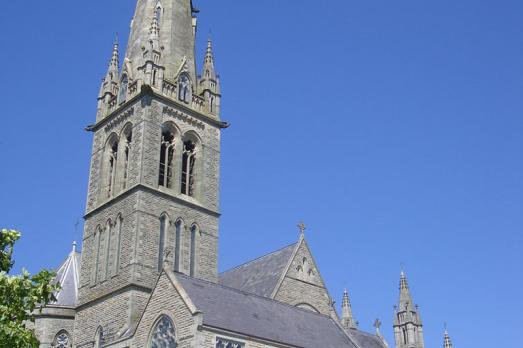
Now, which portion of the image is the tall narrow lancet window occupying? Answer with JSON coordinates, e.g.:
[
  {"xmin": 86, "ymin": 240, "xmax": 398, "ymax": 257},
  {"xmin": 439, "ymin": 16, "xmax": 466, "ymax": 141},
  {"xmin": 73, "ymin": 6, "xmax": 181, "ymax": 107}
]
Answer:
[
  {"xmin": 113, "ymin": 215, "xmax": 123, "ymax": 276},
  {"xmin": 158, "ymin": 215, "xmax": 167, "ymax": 272},
  {"xmin": 94, "ymin": 327, "xmax": 104, "ymax": 348},
  {"xmin": 174, "ymin": 220, "xmax": 182, "ymax": 272},
  {"xmin": 150, "ymin": 316, "xmax": 176, "ymax": 348},
  {"xmin": 119, "ymin": 74, "xmax": 128, "ymax": 105},
  {"xmin": 155, "ymin": 3, "xmax": 163, "ymax": 22},
  {"xmin": 159, "ymin": 124, "xmax": 176, "ymax": 189},
  {"xmin": 105, "ymin": 136, "xmax": 119, "ymax": 198},
  {"xmin": 122, "ymin": 125, "xmax": 133, "ymax": 190},
  {"xmin": 93, "ymin": 226, "xmax": 102, "ymax": 284},
  {"xmin": 181, "ymin": 140, "xmax": 196, "ymax": 196},
  {"xmin": 189, "ymin": 225, "xmax": 197, "ymax": 277},
  {"xmin": 104, "ymin": 220, "xmax": 112, "ymax": 281}
]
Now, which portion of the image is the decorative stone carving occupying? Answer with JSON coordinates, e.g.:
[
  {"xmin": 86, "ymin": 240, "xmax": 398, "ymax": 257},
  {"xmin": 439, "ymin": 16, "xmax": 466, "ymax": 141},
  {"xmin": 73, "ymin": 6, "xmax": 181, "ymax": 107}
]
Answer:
[
  {"xmin": 216, "ymin": 337, "xmax": 245, "ymax": 348},
  {"xmin": 162, "ymin": 106, "xmax": 205, "ymax": 130},
  {"xmin": 104, "ymin": 107, "xmax": 135, "ymax": 133}
]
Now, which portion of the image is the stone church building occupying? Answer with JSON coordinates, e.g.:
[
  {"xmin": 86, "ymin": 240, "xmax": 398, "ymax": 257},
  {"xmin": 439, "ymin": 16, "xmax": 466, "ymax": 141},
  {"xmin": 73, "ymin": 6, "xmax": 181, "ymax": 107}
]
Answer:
[{"xmin": 31, "ymin": 1, "xmax": 454, "ymax": 347}]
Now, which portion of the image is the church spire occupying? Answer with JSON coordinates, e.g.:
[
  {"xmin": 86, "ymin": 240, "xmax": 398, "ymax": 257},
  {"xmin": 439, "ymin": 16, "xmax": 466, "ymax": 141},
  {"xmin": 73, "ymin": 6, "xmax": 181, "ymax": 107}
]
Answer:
[
  {"xmin": 96, "ymin": 37, "xmax": 120, "ymax": 120},
  {"xmin": 341, "ymin": 289, "xmax": 358, "ymax": 329},
  {"xmin": 393, "ymin": 271, "xmax": 425, "ymax": 348},
  {"xmin": 108, "ymin": 35, "xmax": 120, "ymax": 78},
  {"xmin": 125, "ymin": 0, "xmax": 197, "ymax": 82},
  {"xmin": 443, "ymin": 328, "xmax": 453, "ymax": 348}
]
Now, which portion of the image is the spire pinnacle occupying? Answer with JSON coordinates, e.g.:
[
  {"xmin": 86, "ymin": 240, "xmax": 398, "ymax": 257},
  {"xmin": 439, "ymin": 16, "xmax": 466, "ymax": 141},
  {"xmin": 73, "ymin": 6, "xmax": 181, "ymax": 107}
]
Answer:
[
  {"xmin": 108, "ymin": 35, "xmax": 120, "ymax": 74},
  {"xmin": 341, "ymin": 289, "xmax": 357, "ymax": 329},
  {"xmin": 149, "ymin": 13, "xmax": 160, "ymax": 39},
  {"xmin": 443, "ymin": 328, "xmax": 453, "ymax": 348}
]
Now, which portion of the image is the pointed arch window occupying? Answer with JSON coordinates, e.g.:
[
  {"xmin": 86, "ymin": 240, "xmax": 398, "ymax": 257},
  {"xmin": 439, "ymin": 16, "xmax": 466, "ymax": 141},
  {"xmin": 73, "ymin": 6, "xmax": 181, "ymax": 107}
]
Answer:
[
  {"xmin": 94, "ymin": 327, "xmax": 104, "ymax": 348},
  {"xmin": 53, "ymin": 330, "xmax": 70, "ymax": 348},
  {"xmin": 119, "ymin": 74, "xmax": 128, "ymax": 105},
  {"xmin": 150, "ymin": 316, "xmax": 176, "ymax": 348},
  {"xmin": 103, "ymin": 220, "xmax": 112, "ymax": 281},
  {"xmin": 158, "ymin": 215, "xmax": 168, "ymax": 272},
  {"xmin": 113, "ymin": 215, "xmax": 123, "ymax": 276},
  {"xmin": 174, "ymin": 220, "xmax": 182, "ymax": 272},
  {"xmin": 122, "ymin": 125, "xmax": 133, "ymax": 190},
  {"xmin": 189, "ymin": 225, "xmax": 197, "ymax": 277},
  {"xmin": 159, "ymin": 124, "xmax": 176, "ymax": 189},
  {"xmin": 178, "ymin": 73, "xmax": 191, "ymax": 103},
  {"xmin": 105, "ymin": 136, "xmax": 119, "ymax": 199},
  {"xmin": 181, "ymin": 140, "xmax": 196, "ymax": 196},
  {"xmin": 92, "ymin": 226, "xmax": 102, "ymax": 285}
]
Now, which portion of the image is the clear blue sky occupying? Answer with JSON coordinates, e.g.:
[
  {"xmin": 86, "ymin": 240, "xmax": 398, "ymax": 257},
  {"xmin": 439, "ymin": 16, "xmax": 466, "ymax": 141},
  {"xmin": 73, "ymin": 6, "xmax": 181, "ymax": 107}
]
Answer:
[{"xmin": 1, "ymin": 0, "xmax": 521, "ymax": 347}]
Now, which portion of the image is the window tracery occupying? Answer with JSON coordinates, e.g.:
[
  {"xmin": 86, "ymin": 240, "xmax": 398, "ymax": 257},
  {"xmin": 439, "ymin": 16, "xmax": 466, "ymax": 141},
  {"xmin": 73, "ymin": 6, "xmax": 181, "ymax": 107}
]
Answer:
[
  {"xmin": 159, "ymin": 124, "xmax": 176, "ymax": 189},
  {"xmin": 150, "ymin": 316, "xmax": 176, "ymax": 348},
  {"xmin": 181, "ymin": 140, "xmax": 196, "ymax": 196},
  {"xmin": 53, "ymin": 331, "xmax": 70, "ymax": 348},
  {"xmin": 216, "ymin": 337, "xmax": 245, "ymax": 348}
]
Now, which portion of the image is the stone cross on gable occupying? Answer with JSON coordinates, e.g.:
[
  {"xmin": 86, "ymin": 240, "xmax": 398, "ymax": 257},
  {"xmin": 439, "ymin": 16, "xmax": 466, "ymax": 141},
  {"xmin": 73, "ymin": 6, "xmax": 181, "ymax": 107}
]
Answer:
[
  {"xmin": 374, "ymin": 319, "xmax": 382, "ymax": 330},
  {"xmin": 297, "ymin": 222, "xmax": 306, "ymax": 235}
]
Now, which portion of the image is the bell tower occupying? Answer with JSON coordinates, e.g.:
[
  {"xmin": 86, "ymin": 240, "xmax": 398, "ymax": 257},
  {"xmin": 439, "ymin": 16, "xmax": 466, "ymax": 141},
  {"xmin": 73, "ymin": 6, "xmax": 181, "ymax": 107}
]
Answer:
[{"xmin": 74, "ymin": 0, "xmax": 226, "ymax": 345}]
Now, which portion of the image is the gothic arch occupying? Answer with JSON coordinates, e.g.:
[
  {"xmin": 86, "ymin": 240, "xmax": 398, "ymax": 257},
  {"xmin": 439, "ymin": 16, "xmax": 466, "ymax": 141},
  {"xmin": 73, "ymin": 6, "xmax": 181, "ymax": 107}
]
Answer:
[
  {"xmin": 180, "ymin": 131, "xmax": 201, "ymax": 198},
  {"xmin": 119, "ymin": 123, "xmax": 133, "ymax": 190},
  {"xmin": 173, "ymin": 218, "xmax": 185, "ymax": 272},
  {"xmin": 177, "ymin": 72, "xmax": 192, "ymax": 103},
  {"xmin": 112, "ymin": 213, "xmax": 123, "ymax": 276},
  {"xmin": 52, "ymin": 329, "xmax": 71, "ymax": 348},
  {"xmin": 158, "ymin": 122, "xmax": 181, "ymax": 189},
  {"xmin": 103, "ymin": 219, "xmax": 113, "ymax": 281},
  {"xmin": 102, "ymin": 133, "xmax": 120, "ymax": 199},
  {"xmin": 189, "ymin": 223, "xmax": 200, "ymax": 277},
  {"xmin": 148, "ymin": 314, "xmax": 177, "ymax": 348},
  {"xmin": 94, "ymin": 326, "xmax": 104, "ymax": 348},
  {"xmin": 158, "ymin": 213, "xmax": 170, "ymax": 272},
  {"xmin": 92, "ymin": 225, "xmax": 103, "ymax": 285}
]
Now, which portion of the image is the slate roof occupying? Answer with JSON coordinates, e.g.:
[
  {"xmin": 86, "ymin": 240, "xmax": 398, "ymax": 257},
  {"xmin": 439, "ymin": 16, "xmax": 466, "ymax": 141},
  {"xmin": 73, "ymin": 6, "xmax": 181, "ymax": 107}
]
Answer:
[
  {"xmin": 351, "ymin": 329, "xmax": 387, "ymax": 348},
  {"xmin": 219, "ymin": 243, "xmax": 296, "ymax": 297},
  {"xmin": 177, "ymin": 274, "xmax": 383, "ymax": 348},
  {"xmin": 51, "ymin": 243, "xmax": 81, "ymax": 307}
]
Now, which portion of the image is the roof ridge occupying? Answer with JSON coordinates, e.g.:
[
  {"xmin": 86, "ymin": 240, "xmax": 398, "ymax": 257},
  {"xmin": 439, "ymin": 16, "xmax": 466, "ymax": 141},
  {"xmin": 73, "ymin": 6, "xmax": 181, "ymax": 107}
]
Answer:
[
  {"xmin": 219, "ymin": 242, "xmax": 297, "ymax": 275},
  {"xmin": 177, "ymin": 273, "xmax": 337, "ymax": 321}
]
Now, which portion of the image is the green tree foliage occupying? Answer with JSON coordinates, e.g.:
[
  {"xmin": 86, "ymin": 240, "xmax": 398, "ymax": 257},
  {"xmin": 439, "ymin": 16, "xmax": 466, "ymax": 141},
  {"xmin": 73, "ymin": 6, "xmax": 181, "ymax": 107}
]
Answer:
[{"xmin": 0, "ymin": 229, "xmax": 59, "ymax": 348}]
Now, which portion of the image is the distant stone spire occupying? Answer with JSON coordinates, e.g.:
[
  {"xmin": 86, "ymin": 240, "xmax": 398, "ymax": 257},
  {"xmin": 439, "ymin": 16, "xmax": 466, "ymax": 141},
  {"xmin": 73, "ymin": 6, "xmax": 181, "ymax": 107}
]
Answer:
[
  {"xmin": 97, "ymin": 37, "xmax": 120, "ymax": 120},
  {"xmin": 393, "ymin": 271, "xmax": 424, "ymax": 348},
  {"xmin": 443, "ymin": 328, "xmax": 453, "ymax": 348},
  {"xmin": 341, "ymin": 289, "xmax": 358, "ymax": 329}
]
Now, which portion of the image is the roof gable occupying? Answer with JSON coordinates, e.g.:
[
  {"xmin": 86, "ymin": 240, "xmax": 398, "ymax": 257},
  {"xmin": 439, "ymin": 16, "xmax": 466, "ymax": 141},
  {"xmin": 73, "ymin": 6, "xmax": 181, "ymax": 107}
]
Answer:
[
  {"xmin": 219, "ymin": 243, "xmax": 297, "ymax": 297},
  {"xmin": 177, "ymin": 274, "xmax": 358, "ymax": 348}
]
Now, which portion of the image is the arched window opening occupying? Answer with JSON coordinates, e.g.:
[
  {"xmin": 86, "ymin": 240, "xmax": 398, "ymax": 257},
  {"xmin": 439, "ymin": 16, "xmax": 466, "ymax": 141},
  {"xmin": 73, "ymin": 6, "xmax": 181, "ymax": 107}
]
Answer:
[
  {"xmin": 122, "ymin": 125, "xmax": 133, "ymax": 189},
  {"xmin": 189, "ymin": 225, "xmax": 197, "ymax": 277},
  {"xmin": 153, "ymin": 69, "xmax": 157, "ymax": 86},
  {"xmin": 105, "ymin": 137, "xmax": 119, "ymax": 199},
  {"xmin": 174, "ymin": 220, "xmax": 182, "ymax": 272},
  {"xmin": 181, "ymin": 140, "xmax": 196, "ymax": 196},
  {"xmin": 159, "ymin": 125, "xmax": 176, "ymax": 189},
  {"xmin": 53, "ymin": 330, "xmax": 70, "ymax": 348},
  {"xmin": 178, "ymin": 74, "xmax": 191, "ymax": 103},
  {"xmin": 155, "ymin": 3, "xmax": 163, "ymax": 22},
  {"xmin": 93, "ymin": 227, "xmax": 102, "ymax": 284},
  {"xmin": 158, "ymin": 215, "xmax": 167, "ymax": 272},
  {"xmin": 205, "ymin": 69, "xmax": 210, "ymax": 78},
  {"xmin": 113, "ymin": 215, "xmax": 123, "ymax": 276},
  {"xmin": 403, "ymin": 328, "xmax": 407, "ymax": 344},
  {"xmin": 119, "ymin": 75, "xmax": 128, "ymax": 105},
  {"xmin": 150, "ymin": 316, "xmax": 176, "ymax": 348},
  {"xmin": 103, "ymin": 221, "xmax": 112, "ymax": 281},
  {"xmin": 94, "ymin": 327, "xmax": 104, "ymax": 348},
  {"xmin": 210, "ymin": 96, "xmax": 214, "ymax": 113}
]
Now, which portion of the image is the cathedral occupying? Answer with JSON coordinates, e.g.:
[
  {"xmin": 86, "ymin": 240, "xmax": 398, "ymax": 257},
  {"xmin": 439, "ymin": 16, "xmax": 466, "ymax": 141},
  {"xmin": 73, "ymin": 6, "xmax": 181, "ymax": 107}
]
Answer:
[{"xmin": 31, "ymin": 1, "xmax": 455, "ymax": 347}]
